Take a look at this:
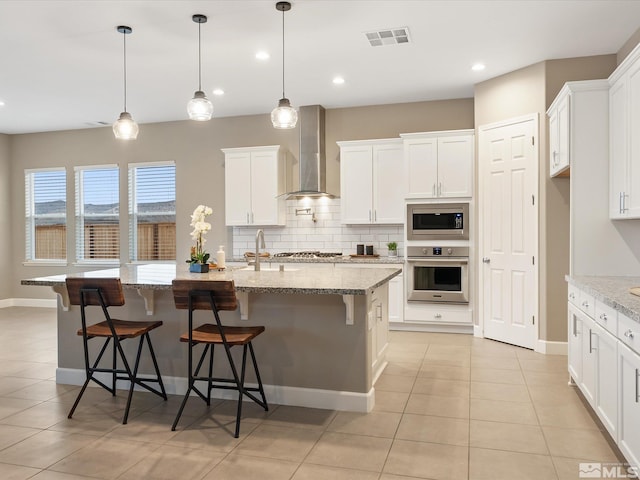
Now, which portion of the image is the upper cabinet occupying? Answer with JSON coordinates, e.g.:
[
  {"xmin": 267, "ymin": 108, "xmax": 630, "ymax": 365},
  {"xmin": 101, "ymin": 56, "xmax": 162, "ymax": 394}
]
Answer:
[
  {"xmin": 222, "ymin": 145, "xmax": 285, "ymax": 226},
  {"xmin": 547, "ymin": 87, "xmax": 571, "ymax": 177},
  {"xmin": 338, "ymin": 139, "xmax": 404, "ymax": 224},
  {"xmin": 609, "ymin": 43, "xmax": 640, "ymax": 219},
  {"xmin": 547, "ymin": 80, "xmax": 609, "ymax": 179},
  {"xmin": 401, "ymin": 130, "xmax": 474, "ymax": 199}
]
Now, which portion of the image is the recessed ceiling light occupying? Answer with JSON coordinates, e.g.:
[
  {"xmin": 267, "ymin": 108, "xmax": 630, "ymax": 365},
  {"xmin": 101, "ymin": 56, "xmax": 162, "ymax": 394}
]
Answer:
[
  {"xmin": 0, "ymin": 100, "xmax": 5, "ymax": 106},
  {"xmin": 472, "ymin": 63, "xmax": 486, "ymax": 71},
  {"xmin": 332, "ymin": 76, "xmax": 345, "ymax": 85},
  {"xmin": 212, "ymin": 89, "xmax": 224, "ymax": 96},
  {"xmin": 255, "ymin": 51, "xmax": 270, "ymax": 60}
]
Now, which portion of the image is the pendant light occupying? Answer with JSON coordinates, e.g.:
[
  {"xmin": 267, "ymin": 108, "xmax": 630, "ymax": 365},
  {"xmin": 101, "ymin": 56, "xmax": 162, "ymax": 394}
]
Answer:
[
  {"xmin": 113, "ymin": 26, "xmax": 139, "ymax": 140},
  {"xmin": 187, "ymin": 14, "xmax": 213, "ymax": 121},
  {"xmin": 271, "ymin": 1, "xmax": 297, "ymax": 129}
]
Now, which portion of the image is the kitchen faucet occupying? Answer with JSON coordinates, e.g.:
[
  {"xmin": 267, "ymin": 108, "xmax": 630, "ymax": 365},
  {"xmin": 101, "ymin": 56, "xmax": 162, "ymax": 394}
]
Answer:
[{"xmin": 255, "ymin": 229, "xmax": 266, "ymax": 271}]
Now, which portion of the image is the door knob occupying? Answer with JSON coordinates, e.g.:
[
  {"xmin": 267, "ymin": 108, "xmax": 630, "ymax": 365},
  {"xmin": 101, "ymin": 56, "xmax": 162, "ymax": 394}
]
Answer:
[{"xmin": 482, "ymin": 257, "xmax": 491, "ymax": 263}]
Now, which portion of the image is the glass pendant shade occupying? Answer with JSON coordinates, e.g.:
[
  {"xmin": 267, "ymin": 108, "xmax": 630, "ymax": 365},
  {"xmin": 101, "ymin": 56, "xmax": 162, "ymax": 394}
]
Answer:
[
  {"xmin": 187, "ymin": 90, "xmax": 213, "ymax": 121},
  {"xmin": 271, "ymin": 97, "xmax": 297, "ymax": 129},
  {"xmin": 113, "ymin": 111, "xmax": 139, "ymax": 140}
]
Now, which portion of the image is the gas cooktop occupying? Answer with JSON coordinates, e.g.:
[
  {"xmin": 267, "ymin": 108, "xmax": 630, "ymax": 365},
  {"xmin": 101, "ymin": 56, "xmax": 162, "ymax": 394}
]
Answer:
[{"xmin": 272, "ymin": 251, "xmax": 343, "ymax": 259}]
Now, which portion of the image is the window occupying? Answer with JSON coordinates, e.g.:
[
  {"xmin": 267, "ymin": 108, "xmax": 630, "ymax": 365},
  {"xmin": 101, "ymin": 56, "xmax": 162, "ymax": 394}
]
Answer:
[
  {"xmin": 128, "ymin": 162, "xmax": 176, "ymax": 261},
  {"xmin": 25, "ymin": 168, "xmax": 67, "ymax": 261},
  {"xmin": 75, "ymin": 165, "xmax": 120, "ymax": 262}
]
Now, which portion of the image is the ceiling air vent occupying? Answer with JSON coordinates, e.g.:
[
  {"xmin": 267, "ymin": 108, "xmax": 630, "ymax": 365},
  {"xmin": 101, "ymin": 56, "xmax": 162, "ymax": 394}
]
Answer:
[{"xmin": 365, "ymin": 27, "xmax": 410, "ymax": 47}]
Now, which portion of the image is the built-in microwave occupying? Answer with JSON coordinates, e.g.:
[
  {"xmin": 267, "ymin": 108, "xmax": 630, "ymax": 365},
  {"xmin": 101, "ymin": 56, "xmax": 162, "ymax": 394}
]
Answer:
[{"xmin": 407, "ymin": 203, "xmax": 469, "ymax": 241}]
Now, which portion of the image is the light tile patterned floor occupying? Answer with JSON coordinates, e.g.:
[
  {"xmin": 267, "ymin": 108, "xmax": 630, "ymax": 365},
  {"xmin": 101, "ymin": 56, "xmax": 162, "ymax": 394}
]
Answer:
[{"xmin": 0, "ymin": 307, "xmax": 625, "ymax": 479}]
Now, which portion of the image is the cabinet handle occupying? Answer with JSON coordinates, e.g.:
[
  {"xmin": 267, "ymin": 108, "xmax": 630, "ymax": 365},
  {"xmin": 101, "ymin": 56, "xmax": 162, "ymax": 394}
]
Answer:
[
  {"xmin": 620, "ymin": 192, "xmax": 629, "ymax": 213},
  {"xmin": 432, "ymin": 183, "xmax": 436, "ymax": 196},
  {"xmin": 369, "ymin": 210, "xmax": 372, "ymax": 222},
  {"xmin": 572, "ymin": 315, "xmax": 579, "ymax": 337},
  {"xmin": 552, "ymin": 151, "xmax": 557, "ymax": 166},
  {"xmin": 582, "ymin": 300, "xmax": 589, "ymax": 309},
  {"xmin": 599, "ymin": 313, "xmax": 608, "ymax": 322},
  {"xmin": 374, "ymin": 210, "xmax": 377, "ymax": 222},
  {"xmin": 636, "ymin": 369, "xmax": 639, "ymax": 403},
  {"xmin": 569, "ymin": 292, "xmax": 575, "ymax": 300},
  {"xmin": 438, "ymin": 182, "xmax": 442, "ymax": 196},
  {"xmin": 247, "ymin": 212, "xmax": 250, "ymax": 224},
  {"xmin": 434, "ymin": 313, "xmax": 442, "ymax": 319},
  {"xmin": 589, "ymin": 330, "xmax": 596, "ymax": 353},
  {"xmin": 624, "ymin": 329, "xmax": 635, "ymax": 339}
]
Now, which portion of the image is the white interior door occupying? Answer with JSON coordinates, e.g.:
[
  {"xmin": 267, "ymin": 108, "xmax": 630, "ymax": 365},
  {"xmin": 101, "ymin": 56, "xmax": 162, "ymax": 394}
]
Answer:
[{"xmin": 479, "ymin": 115, "xmax": 538, "ymax": 349}]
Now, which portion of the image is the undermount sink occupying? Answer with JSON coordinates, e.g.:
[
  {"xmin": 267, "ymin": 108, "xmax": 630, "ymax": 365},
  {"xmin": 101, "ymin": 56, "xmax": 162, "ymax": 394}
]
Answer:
[{"xmin": 240, "ymin": 265, "xmax": 299, "ymax": 272}]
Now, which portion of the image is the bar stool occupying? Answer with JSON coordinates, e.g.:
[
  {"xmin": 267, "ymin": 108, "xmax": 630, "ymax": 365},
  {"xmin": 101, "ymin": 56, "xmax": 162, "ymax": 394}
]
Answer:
[
  {"xmin": 65, "ymin": 277, "xmax": 167, "ymax": 424},
  {"xmin": 171, "ymin": 279, "xmax": 268, "ymax": 437}
]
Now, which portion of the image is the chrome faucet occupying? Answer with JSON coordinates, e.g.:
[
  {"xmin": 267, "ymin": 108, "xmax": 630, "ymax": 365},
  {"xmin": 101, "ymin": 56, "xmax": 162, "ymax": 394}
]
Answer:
[{"xmin": 255, "ymin": 229, "xmax": 266, "ymax": 271}]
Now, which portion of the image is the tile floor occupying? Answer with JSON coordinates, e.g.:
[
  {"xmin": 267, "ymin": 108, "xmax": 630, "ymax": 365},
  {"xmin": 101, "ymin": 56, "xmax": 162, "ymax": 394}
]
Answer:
[{"xmin": 0, "ymin": 307, "xmax": 625, "ymax": 480}]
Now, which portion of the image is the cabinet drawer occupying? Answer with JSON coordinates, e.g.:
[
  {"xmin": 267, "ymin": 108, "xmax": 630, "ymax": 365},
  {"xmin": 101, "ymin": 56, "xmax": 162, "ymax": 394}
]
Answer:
[
  {"xmin": 404, "ymin": 305, "xmax": 472, "ymax": 324},
  {"xmin": 619, "ymin": 312, "xmax": 640, "ymax": 354},
  {"xmin": 595, "ymin": 301, "xmax": 618, "ymax": 336}
]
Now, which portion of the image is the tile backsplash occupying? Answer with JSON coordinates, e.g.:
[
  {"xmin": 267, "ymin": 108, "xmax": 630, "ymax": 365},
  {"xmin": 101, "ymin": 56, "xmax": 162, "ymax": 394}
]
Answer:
[{"xmin": 231, "ymin": 198, "xmax": 403, "ymax": 258}]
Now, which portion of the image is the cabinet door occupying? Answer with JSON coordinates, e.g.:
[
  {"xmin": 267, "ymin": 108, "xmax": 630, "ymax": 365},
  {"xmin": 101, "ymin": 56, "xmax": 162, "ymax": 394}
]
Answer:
[
  {"xmin": 405, "ymin": 137, "xmax": 438, "ymax": 197},
  {"xmin": 437, "ymin": 135, "xmax": 473, "ymax": 198},
  {"xmin": 250, "ymin": 150, "xmax": 282, "ymax": 225},
  {"xmin": 225, "ymin": 152, "xmax": 252, "ymax": 226},
  {"xmin": 580, "ymin": 312, "xmax": 596, "ymax": 407},
  {"xmin": 610, "ymin": 78, "xmax": 628, "ymax": 219},
  {"xmin": 373, "ymin": 143, "xmax": 404, "ymax": 224},
  {"xmin": 388, "ymin": 273, "xmax": 404, "ymax": 324},
  {"xmin": 627, "ymin": 61, "xmax": 640, "ymax": 218},
  {"xmin": 568, "ymin": 304, "xmax": 583, "ymax": 384},
  {"xmin": 618, "ymin": 342, "xmax": 640, "ymax": 469},
  {"xmin": 593, "ymin": 322, "xmax": 618, "ymax": 440},
  {"xmin": 340, "ymin": 145, "xmax": 373, "ymax": 224},
  {"xmin": 549, "ymin": 95, "xmax": 570, "ymax": 177}
]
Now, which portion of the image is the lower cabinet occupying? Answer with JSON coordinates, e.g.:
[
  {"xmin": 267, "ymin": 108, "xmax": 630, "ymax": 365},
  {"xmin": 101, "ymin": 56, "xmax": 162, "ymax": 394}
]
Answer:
[
  {"xmin": 568, "ymin": 285, "xmax": 640, "ymax": 467},
  {"xmin": 619, "ymin": 341, "xmax": 640, "ymax": 469},
  {"xmin": 388, "ymin": 273, "xmax": 404, "ymax": 324}
]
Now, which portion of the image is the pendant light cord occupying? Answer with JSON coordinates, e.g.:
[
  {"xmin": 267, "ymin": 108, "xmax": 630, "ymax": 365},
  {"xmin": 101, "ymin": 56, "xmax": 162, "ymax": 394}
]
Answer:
[
  {"xmin": 281, "ymin": 7, "xmax": 285, "ymax": 99},
  {"xmin": 198, "ymin": 20, "xmax": 202, "ymax": 91},
  {"xmin": 123, "ymin": 30, "xmax": 127, "ymax": 111}
]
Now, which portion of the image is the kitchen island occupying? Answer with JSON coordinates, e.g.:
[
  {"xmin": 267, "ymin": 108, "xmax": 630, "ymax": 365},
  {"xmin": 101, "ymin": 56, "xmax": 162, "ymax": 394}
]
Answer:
[{"xmin": 22, "ymin": 263, "xmax": 401, "ymax": 412}]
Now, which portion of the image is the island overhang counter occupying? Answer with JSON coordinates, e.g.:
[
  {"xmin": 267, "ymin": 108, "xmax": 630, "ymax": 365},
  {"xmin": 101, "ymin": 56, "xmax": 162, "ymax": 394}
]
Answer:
[{"xmin": 22, "ymin": 263, "xmax": 401, "ymax": 412}]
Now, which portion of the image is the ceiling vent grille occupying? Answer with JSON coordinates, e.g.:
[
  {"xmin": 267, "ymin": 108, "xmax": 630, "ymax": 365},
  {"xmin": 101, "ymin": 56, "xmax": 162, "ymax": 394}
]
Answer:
[{"xmin": 364, "ymin": 27, "xmax": 410, "ymax": 47}]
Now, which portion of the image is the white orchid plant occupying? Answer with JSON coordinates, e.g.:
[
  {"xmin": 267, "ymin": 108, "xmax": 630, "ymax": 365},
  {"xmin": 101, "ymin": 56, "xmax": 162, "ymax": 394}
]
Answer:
[{"xmin": 187, "ymin": 205, "xmax": 213, "ymax": 265}]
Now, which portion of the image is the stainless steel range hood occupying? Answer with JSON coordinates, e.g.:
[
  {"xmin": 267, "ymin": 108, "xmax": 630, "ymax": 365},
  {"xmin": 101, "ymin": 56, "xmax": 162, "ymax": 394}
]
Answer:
[{"xmin": 286, "ymin": 105, "xmax": 335, "ymax": 198}]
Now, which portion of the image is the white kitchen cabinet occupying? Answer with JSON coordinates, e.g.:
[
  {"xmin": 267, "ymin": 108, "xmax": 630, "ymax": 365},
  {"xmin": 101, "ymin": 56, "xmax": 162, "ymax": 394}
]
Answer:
[
  {"xmin": 388, "ymin": 272, "xmax": 404, "ymax": 324},
  {"xmin": 547, "ymin": 80, "xmax": 609, "ymax": 179},
  {"xmin": 609, "ymin": 43, "xmax": 640, "ymax": 219},
  {"xmin": 567, "ymin": 302, "xmax": 583, "ymax": 385},
  {"xmin": 618, "ymin": 341, "xmax": 640, "ymax": 469},
  {"xmin": 593, "ymin": 321, "xmax": 618, "ymax": 440},
  {"xmin": 547, "ymin": 86, "xmax": 570, "ymax": 176},
  {"xmin": 338, "ymin": 139, "xmax": 404, "ymax": 224},
  {"xmin": 222, "ymin": 146, "xmax": 285, "ymax": 226},
  {"xmin": 401, "ymin": 130, "xmax": 474, "ymax": 199}
]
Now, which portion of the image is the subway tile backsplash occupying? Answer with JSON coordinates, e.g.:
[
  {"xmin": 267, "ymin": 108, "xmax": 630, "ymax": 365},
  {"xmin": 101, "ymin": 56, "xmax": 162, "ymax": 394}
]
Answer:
[{"xmin": 231, "ymin": 198, "xmax": 403, "ymax": 258}]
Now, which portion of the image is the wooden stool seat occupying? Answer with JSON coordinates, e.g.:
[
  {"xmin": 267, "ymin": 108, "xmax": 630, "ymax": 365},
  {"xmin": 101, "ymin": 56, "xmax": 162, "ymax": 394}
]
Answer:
[
  {"xmin": 79, "ymin": 319, "xmax": 163, "ymax": 339},
  {"xmin": 179, "ymin": 324, "xmax": 265, "ymax": 345},
  {"xmin": 171, "ymin": 279, "xmax": 268, "ymax": 437},
  {"xmin": 64, "ymin": 277, "xmax": 167, "ymax": 424}
]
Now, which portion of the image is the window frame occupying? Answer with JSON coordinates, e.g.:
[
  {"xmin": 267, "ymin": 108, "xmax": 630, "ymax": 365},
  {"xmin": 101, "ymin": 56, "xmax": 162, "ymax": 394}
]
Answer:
[{"xmin": 24, "ymin": 167, "xmax": 68, "ymax": 265}]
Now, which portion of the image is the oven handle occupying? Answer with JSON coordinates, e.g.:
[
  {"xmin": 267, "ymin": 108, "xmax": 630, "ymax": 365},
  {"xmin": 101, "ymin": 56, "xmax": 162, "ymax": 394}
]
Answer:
[{"xmin": 407, "ymin": 257, "xmax": 468, "ymax": 265}]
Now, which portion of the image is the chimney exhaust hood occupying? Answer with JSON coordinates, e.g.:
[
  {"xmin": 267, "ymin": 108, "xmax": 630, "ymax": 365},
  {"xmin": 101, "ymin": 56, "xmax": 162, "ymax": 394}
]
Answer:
[{"xmin": 286, "ymin": 105, "xmax": 336, "ymax": 198}]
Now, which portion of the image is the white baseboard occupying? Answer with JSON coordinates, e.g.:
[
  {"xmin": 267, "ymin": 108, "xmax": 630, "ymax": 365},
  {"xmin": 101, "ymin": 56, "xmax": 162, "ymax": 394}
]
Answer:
[
  {"xmin": 0, "ymin": 298, "xmax": 56, "ymax": 309},
  {"xmin": 535, "ymin": 339, "xmax": 568, "ymax": 355},
  {"xmin": 56, "ymin": 368, "xmax": 375, "ymax": 412},
  {"xmin": 473, "ymin": 324, "xmax": 483, "ymax": 337}
]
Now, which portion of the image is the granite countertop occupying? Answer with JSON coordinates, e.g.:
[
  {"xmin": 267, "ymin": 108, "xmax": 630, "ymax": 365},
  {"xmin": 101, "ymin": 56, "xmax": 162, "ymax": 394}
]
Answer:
[
  {"xmin": 22, "ymin": 263, "xmax": 402, "ymax": 296},
  {"xmin": 566, "ymin": 275, "xmax": 640, "ymax": 323}
]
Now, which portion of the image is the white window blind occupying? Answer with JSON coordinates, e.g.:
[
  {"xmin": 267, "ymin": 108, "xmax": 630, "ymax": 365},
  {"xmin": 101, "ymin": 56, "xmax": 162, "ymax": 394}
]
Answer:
[
  {"xmin": 25, "ymin": 168, "xmax": 67, "ymax": 261},
  {"xmin": 75, "ymin": 165, "xmax": 120, "ymax": 262},
  {"xmin": 128, "ymin": 162, "xmax": 176, "ymax": 261}
]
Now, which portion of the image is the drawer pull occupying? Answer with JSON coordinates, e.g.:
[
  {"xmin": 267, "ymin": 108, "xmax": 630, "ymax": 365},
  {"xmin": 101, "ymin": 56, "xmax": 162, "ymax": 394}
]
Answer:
[
  {"xmin": 624, "ymin": 329, "xmax": 635, "ymax": 339},
  {"xmin": 589, "ymin": 330, "xmax": 597, "ymax": 353},
  {"xmin": 636, "ymin": 368, "xmax": 639, "ymax": 404},
  {"xmin": 599, "ymin": 313, "xmax": 608, "ymax": 322},
  {"xmin": 434, "ymin": 313, "xmax": 442, "ymax": 319},
  {"xmin": 569, "ymin": 292, "xmax": 576, "ymax": 300},
  {"xmin": 582, "ymin": 300, "xmax": 590, "ymax": 308}
]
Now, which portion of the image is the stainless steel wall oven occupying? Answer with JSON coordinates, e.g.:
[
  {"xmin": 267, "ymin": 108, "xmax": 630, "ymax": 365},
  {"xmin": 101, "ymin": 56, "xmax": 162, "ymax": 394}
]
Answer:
[{"xmin": 406, "ymin": 246, "xmax": 469, "ymax": 304}]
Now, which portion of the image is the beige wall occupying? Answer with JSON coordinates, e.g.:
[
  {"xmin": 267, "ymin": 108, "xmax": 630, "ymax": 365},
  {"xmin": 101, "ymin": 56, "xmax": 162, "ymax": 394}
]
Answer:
[
  {"xmin": 0, "ymin": 134, "xmax": 10, "ymax": 299},
  {"xmin": 10, "ymin": 99, "xmax": 474, "ymax": 300},
  {"xmin": 474, "ymin": 55, "xmax": 616, "ymax": 343}
]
